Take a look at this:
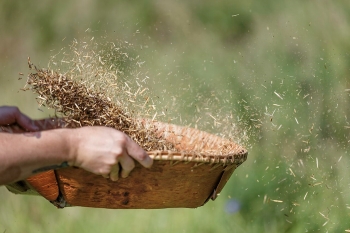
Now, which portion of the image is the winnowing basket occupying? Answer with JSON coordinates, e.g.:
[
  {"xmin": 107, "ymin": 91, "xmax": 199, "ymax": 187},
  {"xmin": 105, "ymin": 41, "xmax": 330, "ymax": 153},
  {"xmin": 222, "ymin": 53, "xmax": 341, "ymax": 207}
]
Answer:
[{"xmin": 3, "ymin": 118, "xmax": 247, "ymax": 209}]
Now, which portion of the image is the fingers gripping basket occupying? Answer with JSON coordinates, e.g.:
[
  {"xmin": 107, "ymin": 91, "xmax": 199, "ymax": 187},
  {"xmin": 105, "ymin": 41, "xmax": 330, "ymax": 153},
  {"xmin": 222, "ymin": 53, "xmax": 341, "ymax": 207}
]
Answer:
[{"xmin": 3, "ymin": 118, "xmax": 247, "ymax": 209}]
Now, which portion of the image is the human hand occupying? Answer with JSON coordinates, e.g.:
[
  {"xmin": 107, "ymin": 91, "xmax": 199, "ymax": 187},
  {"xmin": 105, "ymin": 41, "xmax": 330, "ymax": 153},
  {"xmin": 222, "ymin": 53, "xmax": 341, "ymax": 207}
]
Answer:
[
  {"xmin": 67, "ymin": 126, "xmax": 153, "ymax": 181},
  {"xmin": 0, "ymin": 106, "xmax": 39, "ymax": 131}
]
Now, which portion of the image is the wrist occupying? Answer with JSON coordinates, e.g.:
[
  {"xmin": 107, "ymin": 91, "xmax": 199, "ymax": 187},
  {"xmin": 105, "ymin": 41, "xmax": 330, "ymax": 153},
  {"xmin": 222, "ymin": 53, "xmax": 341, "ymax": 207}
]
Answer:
[{"xmin": 61, "ymin": 128, "xmax": 80, "ymax": 166}]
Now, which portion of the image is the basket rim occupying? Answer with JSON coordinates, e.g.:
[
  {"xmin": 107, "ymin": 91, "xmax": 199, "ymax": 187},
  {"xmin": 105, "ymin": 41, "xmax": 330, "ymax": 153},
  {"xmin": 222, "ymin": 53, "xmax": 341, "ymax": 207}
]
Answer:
[
  {"xmin": 147, "ymin": 150, "xmax": 248, "ymax": 165},
  {"xmin": 0, "ymin": 118, "xmax": 248, "ymax": 166}
]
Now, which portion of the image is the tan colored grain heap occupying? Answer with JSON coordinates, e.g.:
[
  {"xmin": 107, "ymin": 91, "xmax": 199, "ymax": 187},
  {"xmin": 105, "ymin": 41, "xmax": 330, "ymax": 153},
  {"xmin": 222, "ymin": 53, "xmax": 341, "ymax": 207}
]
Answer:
[
  {"xmin": 26, "ymin": 59, "xmax": 175, "ymax": 152},
  {"xmin": 25, "ymin": 35, "xmax": 244, "ymax": 156}
]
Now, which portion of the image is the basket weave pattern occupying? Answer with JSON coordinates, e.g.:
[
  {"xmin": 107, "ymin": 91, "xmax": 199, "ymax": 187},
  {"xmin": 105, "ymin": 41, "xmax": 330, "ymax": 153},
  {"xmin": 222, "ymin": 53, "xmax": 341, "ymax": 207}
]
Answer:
[{"xmin": 2, "ymin": 118, "xmax": 247, "ymax": 209}]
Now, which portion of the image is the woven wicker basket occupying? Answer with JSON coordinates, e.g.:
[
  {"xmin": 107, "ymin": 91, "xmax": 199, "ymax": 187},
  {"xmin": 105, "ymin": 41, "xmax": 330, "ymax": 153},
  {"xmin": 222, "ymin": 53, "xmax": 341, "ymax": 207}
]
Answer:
[{"xmin": 2, "ymin": 118, "xmax": 247, "ymax": 209}]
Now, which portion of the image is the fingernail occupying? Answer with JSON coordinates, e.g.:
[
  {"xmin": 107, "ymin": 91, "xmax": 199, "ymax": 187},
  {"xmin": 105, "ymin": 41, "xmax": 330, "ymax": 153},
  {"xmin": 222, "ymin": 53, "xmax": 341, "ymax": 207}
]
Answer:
[
  {"xmin": 110, "ymin": 176, "xmax": 118, "ymax": 181},
  {"xmin": 145, "ymin": 157, "xmax": 154, "ymax": 168},
  {"xmin": 121, "ymin": 170, "xmax": 129, "ymax": 178}
]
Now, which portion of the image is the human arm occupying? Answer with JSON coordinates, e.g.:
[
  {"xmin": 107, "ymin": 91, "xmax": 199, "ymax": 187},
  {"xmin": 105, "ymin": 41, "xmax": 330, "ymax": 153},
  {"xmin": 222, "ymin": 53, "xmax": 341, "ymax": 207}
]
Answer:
[
  {"xmin": 0, "ymin": 107, "xmax": 153, "ymax": 185},
  {"xmin": 0, "ymin": 106, "xmax": 39, "ymax": 131},
  {"xmin": 0, "ymin": 127, "xmax": 153, "ymax": 185}
]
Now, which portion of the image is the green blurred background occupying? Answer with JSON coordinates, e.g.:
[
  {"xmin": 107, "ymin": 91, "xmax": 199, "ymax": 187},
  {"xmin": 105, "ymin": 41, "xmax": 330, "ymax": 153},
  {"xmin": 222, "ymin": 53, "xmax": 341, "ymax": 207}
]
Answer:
[{"xmin": 1, "ymin": 0, "xmax": 350, "ymax": 232}]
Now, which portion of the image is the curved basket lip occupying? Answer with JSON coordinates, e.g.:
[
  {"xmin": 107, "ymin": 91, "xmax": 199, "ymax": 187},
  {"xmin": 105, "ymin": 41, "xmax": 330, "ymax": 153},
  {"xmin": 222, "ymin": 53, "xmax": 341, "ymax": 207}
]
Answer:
[
  {"xmin": 0, "ymin": 118, "xmax": 248, "ymax": 166},
  {"xmin": 147, "ymin": 150, "xmax": 248, "ymax": 165}
]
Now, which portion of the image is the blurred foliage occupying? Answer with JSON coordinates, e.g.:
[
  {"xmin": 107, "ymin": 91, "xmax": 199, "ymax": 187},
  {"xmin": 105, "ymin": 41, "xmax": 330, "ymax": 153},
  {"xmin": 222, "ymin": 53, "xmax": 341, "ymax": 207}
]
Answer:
[{"xmin": 1, "ymin": 0, "xmax": 350, "ymax": 232}]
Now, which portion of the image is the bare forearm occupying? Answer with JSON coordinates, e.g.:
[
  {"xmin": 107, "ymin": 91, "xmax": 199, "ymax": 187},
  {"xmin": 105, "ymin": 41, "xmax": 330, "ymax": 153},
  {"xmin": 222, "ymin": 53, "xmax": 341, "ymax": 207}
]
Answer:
[
  {"xmin": 0, "ymin": 129, "xmax": 73, "ymax": 185},
  {"xmin": 0, "ymin": 106, "xmax": 152, "ymax": 185}
]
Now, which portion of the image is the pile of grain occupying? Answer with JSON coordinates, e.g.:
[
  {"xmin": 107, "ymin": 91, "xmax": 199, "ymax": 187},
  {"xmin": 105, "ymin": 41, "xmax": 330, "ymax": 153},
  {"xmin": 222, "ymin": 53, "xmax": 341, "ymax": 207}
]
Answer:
[{"xmin": 26, "ymin": 58, "xmax": 176, "ymax": 152}]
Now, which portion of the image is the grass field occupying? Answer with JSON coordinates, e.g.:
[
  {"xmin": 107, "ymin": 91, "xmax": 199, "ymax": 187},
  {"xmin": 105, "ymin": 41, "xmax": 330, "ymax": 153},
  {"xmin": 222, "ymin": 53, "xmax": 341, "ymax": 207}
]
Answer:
[{"xmin": 1, "ymin": 1, "xmax": 350, "ymax": 232}]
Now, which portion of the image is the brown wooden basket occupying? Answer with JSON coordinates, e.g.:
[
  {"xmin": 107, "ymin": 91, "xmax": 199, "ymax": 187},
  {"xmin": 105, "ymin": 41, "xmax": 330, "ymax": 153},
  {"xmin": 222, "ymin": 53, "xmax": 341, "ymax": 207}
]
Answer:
[{"xmin": 2, "ymin": 118, "xmax": 247, "ymax": 209}]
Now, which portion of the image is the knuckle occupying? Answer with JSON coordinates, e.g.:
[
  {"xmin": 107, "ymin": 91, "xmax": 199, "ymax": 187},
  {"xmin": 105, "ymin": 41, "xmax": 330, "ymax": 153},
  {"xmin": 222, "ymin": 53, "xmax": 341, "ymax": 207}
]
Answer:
[
  {"xmin": 117, "ymin": 134, "xmax": 128, "ymax": 145},
  {"xmin": 11, "ymin": 106, "xmax": 20, "ymax": 113},
  {"xmin": 99, "ymin": 167, "xmax": 111, "ymax": 175},
  {"xmin": 136, "ymin": 152, "xmax": 148, "ymax": 161},
  {"xmin": 113, "ymin": 147, "xmax": 124, "ymax": 156},
  {"xmin": 6, "ymin": 106, "xmax": 19, "ymax": 115},
  {"xmin": 106, "ymin": 156, "xmax": 118, "ymax": 166},
  {"xmin": 97, "ymin": 170, "xmax": 106, "ymax": 176}
]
